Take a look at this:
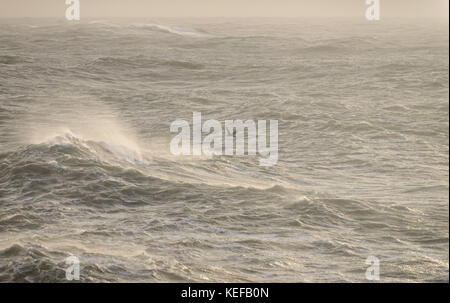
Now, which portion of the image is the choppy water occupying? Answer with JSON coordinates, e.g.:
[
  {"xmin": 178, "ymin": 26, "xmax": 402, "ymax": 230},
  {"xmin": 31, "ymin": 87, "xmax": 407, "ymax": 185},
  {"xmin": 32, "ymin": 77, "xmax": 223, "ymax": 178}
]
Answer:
[{"xmin": 0, "ymin": 18, "xmax": 448, "ymax": 282}]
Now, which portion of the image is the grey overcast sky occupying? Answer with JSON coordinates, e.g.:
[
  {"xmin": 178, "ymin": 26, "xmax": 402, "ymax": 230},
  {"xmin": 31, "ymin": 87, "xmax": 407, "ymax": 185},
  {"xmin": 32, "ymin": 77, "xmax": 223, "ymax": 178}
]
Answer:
[{"xmin": 0, "ymin": 0, "xmax": 448, "ymax": 18}]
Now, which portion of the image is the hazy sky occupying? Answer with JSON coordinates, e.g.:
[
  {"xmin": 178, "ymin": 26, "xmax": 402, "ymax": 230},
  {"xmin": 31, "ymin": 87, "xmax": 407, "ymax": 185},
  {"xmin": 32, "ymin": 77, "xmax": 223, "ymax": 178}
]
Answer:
[{"xmin": 0, "ymin": 0, "xmax": 448, "ymax": 18}]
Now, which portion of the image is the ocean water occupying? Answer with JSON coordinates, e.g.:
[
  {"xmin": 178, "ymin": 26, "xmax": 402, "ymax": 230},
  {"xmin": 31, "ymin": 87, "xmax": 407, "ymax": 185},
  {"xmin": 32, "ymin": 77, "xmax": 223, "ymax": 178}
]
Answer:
[{"xmin": 0, "ymin": 18, "xmax": 448, "ymax": 282}]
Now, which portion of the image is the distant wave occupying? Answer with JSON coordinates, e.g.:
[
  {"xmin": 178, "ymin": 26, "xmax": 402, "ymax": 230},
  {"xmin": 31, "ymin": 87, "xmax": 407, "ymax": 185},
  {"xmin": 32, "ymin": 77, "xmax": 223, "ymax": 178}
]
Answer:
[
  {"xmin": 162, "ymin": 60, "xmax": 204, "ymax": 70},
  {"xmin": 0, "ymin": 55, "xmax": 29, "ymax": 65},
  {"xmin": 83, "ymin": 56, "xmax": 204, "ymax": 70},
  {"xmin": 88, "ymin": 20, "xmax": 122, "ymax": 28},
  {"xmin": 296, "ymin": 37, "xmax": 378, "ymax": 54},
  {"xmin": 129, "ymin": 23, "xmax": 211, "ymax": 37}
]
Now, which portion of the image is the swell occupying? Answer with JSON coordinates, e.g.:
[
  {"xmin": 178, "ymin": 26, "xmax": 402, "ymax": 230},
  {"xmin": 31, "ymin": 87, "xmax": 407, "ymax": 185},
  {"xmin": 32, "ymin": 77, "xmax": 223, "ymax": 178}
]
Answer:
[
  {"xmin": 0, "ymin": 131, "xmax": 295, "ymax": 209},
  {"xmin": 0, "ymin": 131, "xmax": 437, "ymax": 234},
  {"xmin": 80, "ymin": 56, "xmax": 204, "ymax": 71},
  {"xmin": 129, "ymin": 23, "xmax": 211, "ymax": 37},
  {"xmin": 0, "ymin": 55, "xmax": 31, "ymax": 65},
  {"xmin": 1, "ymin": 135, "xmax": 446, "ymax": 282}
]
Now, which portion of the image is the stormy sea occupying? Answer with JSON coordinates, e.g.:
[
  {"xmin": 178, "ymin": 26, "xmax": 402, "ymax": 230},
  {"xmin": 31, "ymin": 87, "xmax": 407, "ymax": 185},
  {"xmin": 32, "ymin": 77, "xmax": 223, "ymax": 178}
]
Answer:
[{"xmin": 0, "ymin": 18, "xmax": 448, "ymax": 282}]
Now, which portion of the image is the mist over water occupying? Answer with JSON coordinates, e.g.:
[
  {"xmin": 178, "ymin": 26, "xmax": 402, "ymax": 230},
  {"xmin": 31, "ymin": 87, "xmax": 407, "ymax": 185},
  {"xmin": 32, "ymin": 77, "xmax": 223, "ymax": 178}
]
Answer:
[{"xmin": 0, "ymin": 18, "xmax": 448, "ymax": 282}]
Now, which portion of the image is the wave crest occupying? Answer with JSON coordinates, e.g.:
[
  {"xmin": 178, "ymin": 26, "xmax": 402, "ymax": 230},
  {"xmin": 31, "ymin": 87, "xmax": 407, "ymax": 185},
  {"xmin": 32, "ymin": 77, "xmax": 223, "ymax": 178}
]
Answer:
[{"xmin": 130, "ymin": 23, "xmax": 211, "ymax": 37}]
